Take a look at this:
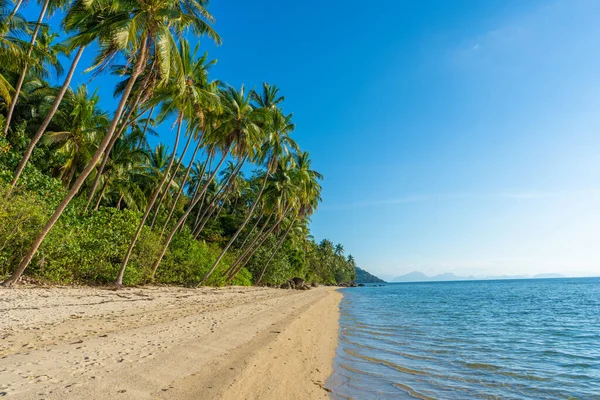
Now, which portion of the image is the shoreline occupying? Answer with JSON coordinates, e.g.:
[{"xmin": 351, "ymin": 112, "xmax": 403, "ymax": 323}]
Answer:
[{"xmin": 0, "ymin": 285, "xmax": 342, "ymax": 399}]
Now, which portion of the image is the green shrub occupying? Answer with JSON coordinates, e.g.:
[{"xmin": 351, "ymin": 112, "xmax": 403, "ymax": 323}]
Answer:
[
  {"xmin": 35, "ymin": 207, "xmax": 153, "ymax": 285},
  {"xmin": 156, "ymin": 230, "xmax": 236, "ymax": 286},
  {"xmin": 0, "ymin": 183, "xmax": 49, "ymax": 280}
]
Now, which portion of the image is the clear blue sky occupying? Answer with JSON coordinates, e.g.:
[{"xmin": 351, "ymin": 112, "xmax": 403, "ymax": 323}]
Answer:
[{"xmin": 31, "ymin": 0, "xmax": 600, "ymax": 278}]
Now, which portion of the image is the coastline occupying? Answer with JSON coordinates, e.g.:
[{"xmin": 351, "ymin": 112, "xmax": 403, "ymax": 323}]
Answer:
[{"xmin": 0, "ymin": 285, "xmax": 342, "ymax": 399}]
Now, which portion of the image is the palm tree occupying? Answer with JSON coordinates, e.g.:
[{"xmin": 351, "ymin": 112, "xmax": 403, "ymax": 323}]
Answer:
[
  {"xmin": 192, "ymin": 158, "xmax": 245, "ymax": 237},
  {"xmin": 203, "ymin": 107, "xmax": 299, "ymax": 283},
  {"xmin": 159, "ymin": 135, "xmax": 203, "ymax": 235},
  {"xmin": 6, "ymin": 0, "xmax": 26, "ymax": 21},
  {"xmin": 251, "ymin": 82, "xmax": 284, "ymax": 111},
  {"xmin": 227, "ymin": 155, "xmax": 303, "ymax": 282},
  {"xmin": 151, "ymin": 85, "xmax": 263, "ymax": 280},
  {"xmin": 84, "ymin": 66, "xmax": 160, "ymax": 210},
  {"xmin": 94, "ymin": 129, "xmax": 150, "ymax": 211},
  {"xmin": 3, "ymin": 0, "xmax": 70, "ymax": 134},
  {"xmin": 117, "ymin": 39, "xmax": 219, "ymax": 285},
  {"xmin": 2, "ymin": 0, "xmax": 221, "ymax": 287},
  {"xmin": 219, "ymin": 110, "xmax": 298, "ymax": 279},
  {"xmin": 256, "ymin": 154, "xmax": 322, "ymax": 284},
  {"xmin": 43, "ymin": 85, "xmax": 109, "ymax": 188},
  {"xmin": 0, "ymin": 0, "xmax": 31, "ymax": 104},
  {"xmin": 148, "ymin": 44, "xmax": 218, "ymax": 228},
  {"xmin": 1, "ymin": 23, "xmax": 63, "ymax": 120}
]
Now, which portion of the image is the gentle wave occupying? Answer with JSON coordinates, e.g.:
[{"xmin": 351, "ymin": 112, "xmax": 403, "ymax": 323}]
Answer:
[{"xmin": 327, "ymin": 278, "xmax": 600, "ymax": 399}]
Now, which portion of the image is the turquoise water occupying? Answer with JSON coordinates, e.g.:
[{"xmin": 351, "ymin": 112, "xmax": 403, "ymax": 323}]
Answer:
[{"xmin": 327, "ymin": 278, "xmax": 600, "ymax": 399}]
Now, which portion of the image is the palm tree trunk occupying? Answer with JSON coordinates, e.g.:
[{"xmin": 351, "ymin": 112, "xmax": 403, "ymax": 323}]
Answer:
[
  {"xmin": 212, "ymin": 196, "xmax": 227, "ymax": 222},
  {"xmin": 94, "ymin": 180, "xmax": 108, "ymax": 211},
  {"xmin": 85, "ymin": 90, "xmax": 146, "ymax": 211},
  {"xmin": 159, "ymin": 138, "xmax": 202, "ymax": 236},
  {"xmin": 1, "ymin": 38, "xmax": 149, "ymax": 287},
  {"xmin": 177, "ymin": 171, "xmax": 204, "ymax": 235},
  {"xmin": 115, "ymin": 110, "xmax": 183, "ymax": 286},
  {"xmin": 237, "ymin": 210, "xmax": 264, "ymax": 250},
  {"xmin": 8, "ymin": 46, "xmax": 85, "ymax": 194},
  {"xmin": 190, "ymin": 154, "xmax": 218, "ymax": 235},
  {"xmin": 66, "ymin": 163, "xmax": 78, "ymax": 189},
  {"xmin": 188, "ymin": 155, "xmax": 212, "ymax": 233},
  {"xmin": 227, "ymin": 211, "xmax": 287, "ymax": 274},
  {"xmin": 229, "ymin": 211, "xmax": 274, "ymax": 270},
  {"xmin": 8, "ymin": 0, "xmax": 24, "ymax": 20},
  {"xmin": 226, "ymin": 212, "xmax": 288, "ymax": 282},
  {"xmin": 193, "ymin": 160, "xmax": 245, "ymax": 238},
  {"xmin": 150, "ymin": 120, "xmax": 191, "ymax": 228},
  {"xmin": 117, "ymin": 194, "xmax": 124, "ymax": 210},
  {"xmin": 149, "ymin": 148, "xmax": 231, "ymax": 281},
  {"xmin": 3, "ymin": 0, "xmax": 49, "ymax": 134},
  {"xmin": 256, "ymin": 213, "xmax": 297, "ymax": 285},
  {"xmin": 192, "ymin": 190, "xmax": 224, "ymax": 238},
  {"xmin": 199, "ymin": 172, "xmax": 270, "ymax": 285}
]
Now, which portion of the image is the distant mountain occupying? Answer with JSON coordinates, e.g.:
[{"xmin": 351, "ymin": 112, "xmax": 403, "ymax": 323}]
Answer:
[
  {"xmin": 392, "ymin": 271, "xmax": 564, "ymax": 283},
  {"xmin": 355, "ymin": 267, "xmax": 386, "ymax": 283},
  {"xmin": 533, "ymin": 273, "xmax": 564, "ymax": 279},
  {"xmin": 392, "ymin": 271, "xmax": 429, "ymax": 282}
]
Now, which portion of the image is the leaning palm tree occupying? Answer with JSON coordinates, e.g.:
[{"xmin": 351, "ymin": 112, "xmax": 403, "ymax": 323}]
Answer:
[
  {"xmin": 84, "ymin": 60, "xmax": 164, "ymax": 210},
  {"xmin": 117, "ymin": 39, "xmax": 220, "ymax": 285},
  {"xmin": 251, "ymin": 82, "xmax": 285, "ymax": 111},
  {"xmin": 226, "ymin": 155, "xmax": 302, "ymax": 282},
  {"xmin": 199, "ymin": 99, "xmax": 297, "ymax": 284},
  {"xmin": 2, "ymin": 0, "xmax": 221, "ymax": 287},
  {"xmin": 0, "ymin": 0, "xmax": 31, "ymax": 104},
  {"xmin": 94, "ymin": 129, "xmax": 150, "ymax": 211},
  {"xmin": 256, "ymin": 153, "xmax": 322, "ymax": 284},
  {"xmin": 43, "ymin": 85, "xmax": 109, "ymax": 188},
  {"xmin": 3, "ymin": 0, "xmax": 70, "ymax": 134},
  {"xmin": 150, "ymin": 85, "xmax": 263, "ymax": 280},
  {"xmin": 149, "ymin": 41, "xmax": 218, "ymax": 228},
  {"xmin": 1, "ymin": 24, "xmax": 62, "ymax": 122},
  {"xmin": 8, "ymin": 0, "xmax": 118, "ymax": 192},
  {"xmin": 222, "ymin": 111, "xmax": 297, "ymax": 269}
]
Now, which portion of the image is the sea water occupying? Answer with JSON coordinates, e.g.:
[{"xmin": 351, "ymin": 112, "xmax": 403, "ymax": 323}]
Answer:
[{"xmin": 327, "ymin": 278, "xmax": 600, "ymax": 399}]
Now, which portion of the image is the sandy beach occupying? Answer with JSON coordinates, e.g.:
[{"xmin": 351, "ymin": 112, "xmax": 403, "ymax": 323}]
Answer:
[{"xmin": 0, "ymin": 285, "xmax": 342, "ymax": 399}]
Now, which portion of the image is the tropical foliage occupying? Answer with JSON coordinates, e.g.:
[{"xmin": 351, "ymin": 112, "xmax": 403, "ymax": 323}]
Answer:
[{"xmin": 0, "ymin": 0, "xmax": 359, "ymax": 287}]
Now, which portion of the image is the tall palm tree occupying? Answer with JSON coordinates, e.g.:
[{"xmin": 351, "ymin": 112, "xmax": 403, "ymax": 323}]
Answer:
[
  {"xmin": 222, "ymin": 111, "xmax": 297, "ymax": 273},
  {"xmin": 117, "ymin": 39, "xmax": 219, "ymax": 285},
  {"xmin": 3, "ymin": 0, "xmax": 221, "ymax": 287},
  {"xmin": 256, "ymin": 155, "xmax": 322, "ymax": 284},
  {"xmin": 84, "ymin": 66, "xmax": 159, "ymax": 209},
  {"xmin": 43, "ymin": 85, "xmax": 109, "ymax": 188},
  {"xmin": 227, "ymin": 155, "xmax": 303, "ymax": 282},
  {"xmin": 149, "ymin": 42, "xmax": 218, "ymax": 227},
  {"xmin": 200, "ymin": 98, "xmax": 297, "ymax": 284},
  {"xmin": 251, "ymin": 82, "xmax": 284, "ymax": 111},
  {"xmin": 0, "ymin": 0, "xmax": 31, "ymax": 104},
  {"xmin": 192, "ymin": 159, "xmax": 244, "ymax": 237},
  {"xmin": 6, "ymin": 0, "xmax": 27, "ymax": 21},
  {"xmin": 94, "ymin": 129, "xmax": 150, "ymax": 211},
  {"xmin": 3, "ymin": 0, "xmax": 69, "ymax": 134},
  {"xmin": 151, "ymin": 85, "xmax": 263, "ymax": 279},
  {"xmin": 1, "ymin": 23, "xmax": 62, "ymax": 119}
]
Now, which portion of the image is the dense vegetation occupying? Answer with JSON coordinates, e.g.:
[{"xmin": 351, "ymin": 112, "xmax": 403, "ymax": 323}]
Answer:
[
  {"xmin": 0, "ymin": 0, "xmax": 359, "ymax": 287},
  {"xmin": 355, "ymin": 267, "xmax": 385, "ymax": 284}
]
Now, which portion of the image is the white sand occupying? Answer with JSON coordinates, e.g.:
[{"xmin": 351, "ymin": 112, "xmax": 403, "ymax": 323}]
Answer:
[{"xmin": 0, "ymin": 285, "xmax": 342, "ymax": 399}]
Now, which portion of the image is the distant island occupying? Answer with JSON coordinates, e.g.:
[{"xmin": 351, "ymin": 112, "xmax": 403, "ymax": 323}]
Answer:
[
  {"xmin": 355, "ymin": 267, "xmax": 386, "ymax": 283},
  {"xmin": 391, "ymin": 271, "xmax": 564, "ymax": 283}
]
